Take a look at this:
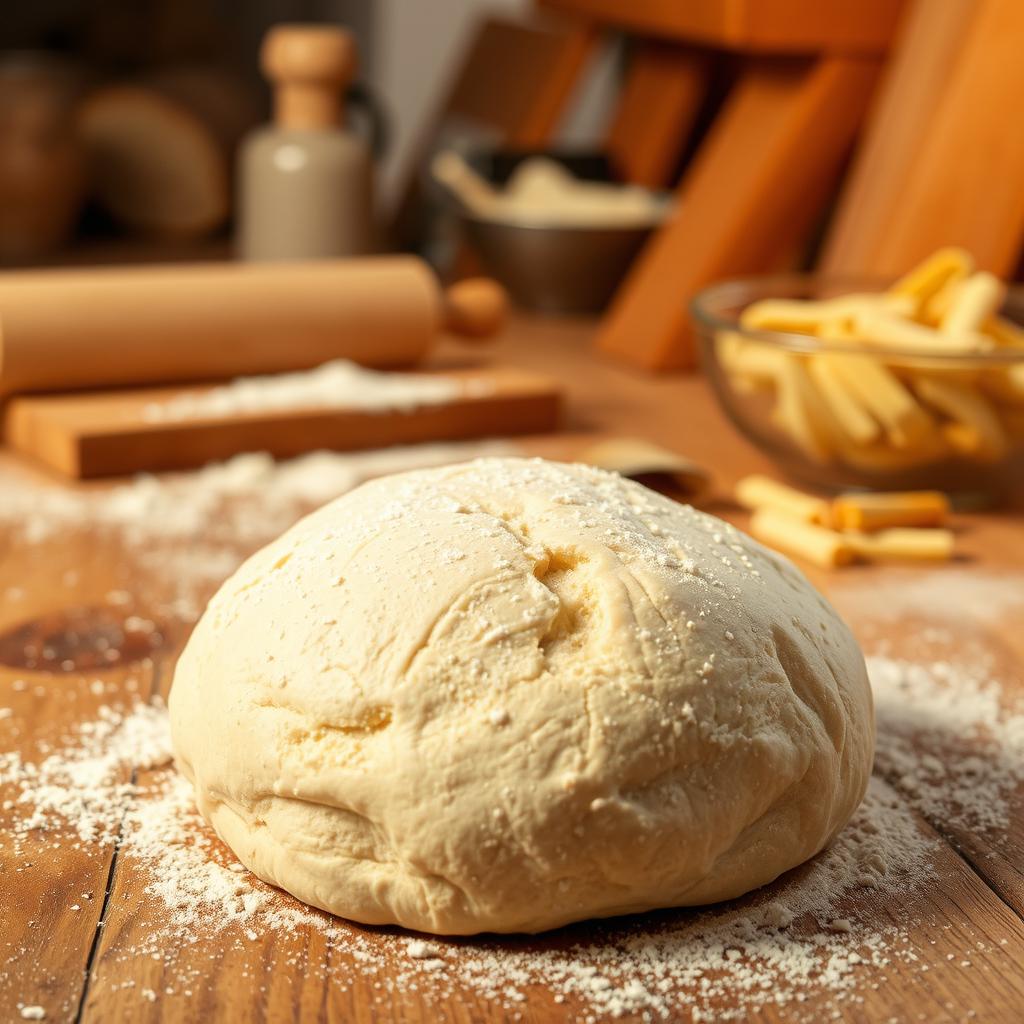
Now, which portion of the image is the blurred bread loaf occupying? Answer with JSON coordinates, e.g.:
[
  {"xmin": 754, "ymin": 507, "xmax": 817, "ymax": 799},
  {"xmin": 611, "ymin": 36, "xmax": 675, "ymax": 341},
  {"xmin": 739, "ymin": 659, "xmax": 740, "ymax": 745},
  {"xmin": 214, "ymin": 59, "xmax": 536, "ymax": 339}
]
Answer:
[{"xmin": 78, "ymin": 67, "xmax": 258, "ymax": 238}]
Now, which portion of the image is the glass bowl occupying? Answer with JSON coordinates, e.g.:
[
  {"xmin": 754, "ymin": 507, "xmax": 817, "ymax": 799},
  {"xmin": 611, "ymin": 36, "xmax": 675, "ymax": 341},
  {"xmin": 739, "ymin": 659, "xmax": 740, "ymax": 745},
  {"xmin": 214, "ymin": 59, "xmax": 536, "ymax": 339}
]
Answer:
[{"xmin": 691, "ymin": 275, "xmax": 1024, "ymax": 502}]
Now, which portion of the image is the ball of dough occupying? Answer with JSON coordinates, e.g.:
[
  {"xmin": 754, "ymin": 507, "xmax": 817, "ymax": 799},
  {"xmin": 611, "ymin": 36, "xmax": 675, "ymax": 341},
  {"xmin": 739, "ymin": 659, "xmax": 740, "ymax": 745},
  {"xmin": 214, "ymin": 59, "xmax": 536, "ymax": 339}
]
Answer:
[{"xmin": 169, "ymin": 458, "xmax": 873, "ymax": 935}]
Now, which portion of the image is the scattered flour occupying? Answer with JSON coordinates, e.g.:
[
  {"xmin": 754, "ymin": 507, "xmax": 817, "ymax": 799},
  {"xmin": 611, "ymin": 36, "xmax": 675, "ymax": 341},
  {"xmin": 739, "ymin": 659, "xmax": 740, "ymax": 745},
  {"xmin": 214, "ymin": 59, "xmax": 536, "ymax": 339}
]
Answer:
[
  {"xmin": 0, "ymin": 441, "xmax": 515, "ymax": 547},
  {"xmin": 140, "ymin": 360, "xmax": 481, "ymax": 422},
  {"xmin": 406, "ymin": 939, "xmax": 445, "ymax": 961},
  {"xmin": 4, "ymin": 650, "xmax": 1021, "ymax": 1020},
  {"xmin": 0, "ymin": 441, "xmax": 512, "ymax": 620},
  {"xmin": 870, "ymin": 656, "xmax": 1024, "ymax": 834},
  {"xmin": 0, "ymin": 700, "xmax": 171, "ymax": 845}
]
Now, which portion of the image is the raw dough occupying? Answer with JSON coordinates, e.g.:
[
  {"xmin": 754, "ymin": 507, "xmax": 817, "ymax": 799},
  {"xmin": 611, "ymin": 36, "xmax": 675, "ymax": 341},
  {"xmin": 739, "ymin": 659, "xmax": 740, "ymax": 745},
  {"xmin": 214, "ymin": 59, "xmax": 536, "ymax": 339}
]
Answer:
[{"xmin": 169, "ymin": 458, "xmax": 873, "ymax": 934}]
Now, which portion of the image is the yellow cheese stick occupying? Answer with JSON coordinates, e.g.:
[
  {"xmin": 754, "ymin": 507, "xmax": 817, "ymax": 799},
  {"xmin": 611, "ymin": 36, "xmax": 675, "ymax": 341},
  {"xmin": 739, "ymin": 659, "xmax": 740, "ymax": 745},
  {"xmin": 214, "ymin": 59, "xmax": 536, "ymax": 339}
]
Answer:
[
  {"xmin": 844, "ymin": 528, "xmax": 955, "ymax": 564},
  {"xmin": 741, "ymin": 299, "xmax": 829, "ymax": 334},
  {"xmin": 831, "ymin": 491, "xmax": 949, "ymax": 531},
  {"xmin": 825, "ymin": 353, "xmax": 935, "ymax": 449},
  {"xmin": 913, "ymin": 377, "xmax": 1007, "ymax": 459},
  {"xmin": 854, "ymin": 308, "xmax": 986, "ymax": 354},
  {"xmin": 741, "ymin": 294, "xmax": 914, "ymax": 334},
  {"xmin": 898, "ymin": 363, "xmax": 981, "ymax": 390},
  {"xmin": 940, "ymin": 272, "xmax": 1006, "ymax": 340},
  {"xmin": 735, "ymin": 474, "xmax": 830, "ymax": 523},
  {"xmin": 815, "ymin": 317, "xmax": 860, "ymax": 343},
  {"xmin": 772, "ymin": 356, "xmax": 844, "ymax": 462},
  {"xmin": 716, "ymin": 332, "xmax": 787, "ymax": 392},
  {"xmin": 807, "ymin": 356, "xmax": 881, "ymax": 445},
  {"xmin": 919, "ymin": 269, "xmax": 973, "ymax": 326},
  {"xmin": 889, "ymin": 247, "xmax": 973, "ymax": 309},
  {"xmin": 818, "ymin": 293, "xmax": 917, "ymax": 323},
  {"xmin": 749, "ymin": 508, "xmax": 854, "ymax": 569}
]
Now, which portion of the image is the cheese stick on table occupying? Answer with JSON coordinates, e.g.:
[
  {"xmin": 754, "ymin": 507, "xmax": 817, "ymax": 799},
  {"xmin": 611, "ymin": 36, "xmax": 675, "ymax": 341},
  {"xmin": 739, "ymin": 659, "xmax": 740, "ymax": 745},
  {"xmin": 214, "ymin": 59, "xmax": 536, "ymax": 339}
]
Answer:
[
  {"xmin": 749, "ymin": 509, "xmax": 854, "ymax": 569},
  {"xmin": 735, "ymin": 474, "xmax": 830, "ymax": 523},
  {"xmin": 844, "ymin": 528, "xmax": 955, "ymax": 564},
  {"xmin": 831, "ymin": 491, "xmax": 949, "ymax": 531}
]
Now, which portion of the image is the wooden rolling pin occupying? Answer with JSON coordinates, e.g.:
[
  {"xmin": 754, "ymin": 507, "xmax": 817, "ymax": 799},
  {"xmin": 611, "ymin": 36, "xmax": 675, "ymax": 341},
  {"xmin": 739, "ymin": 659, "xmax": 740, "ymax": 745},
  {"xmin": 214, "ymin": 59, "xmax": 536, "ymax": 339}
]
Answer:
[{"xmin": 0, "ymin": 256, "xmax": 506, "ymax": 394}]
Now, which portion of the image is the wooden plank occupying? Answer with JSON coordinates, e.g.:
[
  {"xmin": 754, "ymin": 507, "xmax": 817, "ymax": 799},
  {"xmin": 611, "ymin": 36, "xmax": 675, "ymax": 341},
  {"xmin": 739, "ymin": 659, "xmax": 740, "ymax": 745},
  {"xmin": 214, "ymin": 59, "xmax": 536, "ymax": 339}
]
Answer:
[
  {"xmin": 605, "ymin": 41, "xmax": 710, "ymax": 187},
  {"xmin": 423, "ymin": 17, "xmax": 596, "ymax": 149},
  {"xmin": 823, "ymin": 0, "xmax": 1024, "ymax": 278},
  {"xmin": 0, "ymin": 529, "xmax": 161, "ymax": 1024},
  {"xmin": 539, "ymin": 0, "xmax": 904, "ymax": 54},
  {"xmin": 596, "ymin": 55, "xmax": 880, "ymax": 371},
  {"xmin": 507, "ymin": 21, "xmax": 597, "ymax": 148},
  {"xmin": 820, "ymin": 0, "xmax": 976, "ymax": 277},
  {"xmin": 822, "ymin": 0, "xmax": 980, "ymax": 277},
  {"xmin": 3, "ymin": 367, "xmax": 562, "ymax": 480}
]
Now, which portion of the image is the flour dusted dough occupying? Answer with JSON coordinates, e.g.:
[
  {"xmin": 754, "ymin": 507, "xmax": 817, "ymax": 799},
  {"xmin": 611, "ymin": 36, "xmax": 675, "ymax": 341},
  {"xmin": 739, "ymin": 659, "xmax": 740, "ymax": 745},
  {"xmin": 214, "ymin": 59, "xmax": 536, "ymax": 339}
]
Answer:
[{"xmin": 169, "ymin": 458, "xmax": 873, "ymax": 934}]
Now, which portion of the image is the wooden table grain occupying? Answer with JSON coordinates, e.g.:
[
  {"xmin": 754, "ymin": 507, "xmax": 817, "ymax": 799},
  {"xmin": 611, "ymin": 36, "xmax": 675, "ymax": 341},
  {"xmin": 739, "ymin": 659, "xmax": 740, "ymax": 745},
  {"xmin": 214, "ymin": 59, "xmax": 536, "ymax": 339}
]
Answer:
[{"xmin": 2, "ymin": 316, "xmax": 1023, "ymax": 1023}]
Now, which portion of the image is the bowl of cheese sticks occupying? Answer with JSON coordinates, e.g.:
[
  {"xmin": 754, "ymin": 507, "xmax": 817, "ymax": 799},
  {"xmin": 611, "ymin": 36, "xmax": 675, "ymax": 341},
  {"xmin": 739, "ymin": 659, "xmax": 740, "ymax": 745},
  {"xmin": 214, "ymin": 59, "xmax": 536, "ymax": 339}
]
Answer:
[{"xmin": 692, "ymin": 249, "xmax": 1024, "ymax": 503}]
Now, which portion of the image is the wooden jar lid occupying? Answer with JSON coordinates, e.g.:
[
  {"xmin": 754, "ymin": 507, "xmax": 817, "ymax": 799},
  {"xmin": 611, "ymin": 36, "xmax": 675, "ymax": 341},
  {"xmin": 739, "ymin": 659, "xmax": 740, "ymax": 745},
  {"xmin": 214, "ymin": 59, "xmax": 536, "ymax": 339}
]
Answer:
[{"xmin": 261, "ymin": 24, "xmax": 356, "ymax": 130}]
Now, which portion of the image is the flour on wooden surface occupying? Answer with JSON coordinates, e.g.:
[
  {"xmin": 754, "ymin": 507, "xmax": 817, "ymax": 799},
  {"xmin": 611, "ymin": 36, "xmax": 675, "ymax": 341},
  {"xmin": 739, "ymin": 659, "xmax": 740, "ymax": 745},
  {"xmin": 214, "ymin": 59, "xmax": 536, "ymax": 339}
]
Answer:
[
  {"xmin": 870, "ymin": 656, "xmax": 1024, "ymax": 834},
  {"xmin": 140, "ymin": 360, "xmax": 479, "ymax": 422},
  {"xmin": 0, "ymin": 441, "xmax": 515, "ymax": 544},
  {"xmin": 0, "ymin": 441, "xmax": 512, "ymax": 620},
  {"xmin": 3, "ymin": 651, "xmax": 1021, "ymax": 1021},
  {"xmin": 834, "ymin": 569, "xmax": 1024, "ymax": 626},
  {"xmin": 0, "ymin": 701, "xmax": 171, "ymax": 845}
]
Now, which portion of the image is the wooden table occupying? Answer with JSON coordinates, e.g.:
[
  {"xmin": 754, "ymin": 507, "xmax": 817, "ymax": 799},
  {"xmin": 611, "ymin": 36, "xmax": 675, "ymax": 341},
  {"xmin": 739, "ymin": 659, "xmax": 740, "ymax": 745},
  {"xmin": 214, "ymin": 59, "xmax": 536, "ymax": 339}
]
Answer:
[{"xmin": 2, "ymin": 316, "xmax": 1023, "ymax": 1022}]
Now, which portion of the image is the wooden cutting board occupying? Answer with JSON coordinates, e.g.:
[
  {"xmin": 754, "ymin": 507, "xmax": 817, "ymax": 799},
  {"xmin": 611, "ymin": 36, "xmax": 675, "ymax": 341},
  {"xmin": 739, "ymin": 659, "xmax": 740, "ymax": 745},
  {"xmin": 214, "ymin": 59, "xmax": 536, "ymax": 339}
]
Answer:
[{"xmin": 2, "ymin": 365, "xmax": 561, "ymax": 479}]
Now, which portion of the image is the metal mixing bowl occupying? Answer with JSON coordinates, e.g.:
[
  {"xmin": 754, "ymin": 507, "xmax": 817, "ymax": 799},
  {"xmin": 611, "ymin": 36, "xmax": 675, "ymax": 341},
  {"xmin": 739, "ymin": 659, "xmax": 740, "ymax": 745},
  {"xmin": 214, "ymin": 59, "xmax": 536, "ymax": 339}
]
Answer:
[
  {"xmin": 438, "ymin": 148, "xmax": 670, "ymax": 315},
  {"xmin": 460, "ymin": 213, "xmax": 659, "ymax": 315}
]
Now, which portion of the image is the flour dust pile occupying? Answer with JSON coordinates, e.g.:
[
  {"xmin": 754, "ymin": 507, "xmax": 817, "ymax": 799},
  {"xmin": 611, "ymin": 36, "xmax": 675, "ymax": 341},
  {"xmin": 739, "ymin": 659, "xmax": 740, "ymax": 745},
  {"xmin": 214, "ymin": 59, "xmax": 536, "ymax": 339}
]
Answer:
[{"xmin": 140, "ymin": 359, "xmax": 485, "ymax": 423}]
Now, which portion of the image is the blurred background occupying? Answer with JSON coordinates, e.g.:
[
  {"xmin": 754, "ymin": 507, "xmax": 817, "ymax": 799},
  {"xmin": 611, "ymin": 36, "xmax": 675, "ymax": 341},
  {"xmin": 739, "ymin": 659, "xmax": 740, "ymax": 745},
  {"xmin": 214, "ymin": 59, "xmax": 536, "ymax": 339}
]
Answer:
[
  {"xmin": 1, "ymin": 0, "xmax": 1022, "ymax": 504},
  {"xmin": 0, "ymin": 0, "xmax": 621, "ymax": 262},
  {"xmin": 3, "ymin": 0, "xmax": 1019, "ymax": 280}
]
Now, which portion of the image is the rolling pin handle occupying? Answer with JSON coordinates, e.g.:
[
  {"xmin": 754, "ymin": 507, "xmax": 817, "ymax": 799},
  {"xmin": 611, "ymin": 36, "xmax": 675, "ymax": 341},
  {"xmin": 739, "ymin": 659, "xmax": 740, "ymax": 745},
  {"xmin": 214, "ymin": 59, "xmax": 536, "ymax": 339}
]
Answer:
[{"xmin": 442, "ymin": 278, "xmax": 508, "ymax": 341}]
